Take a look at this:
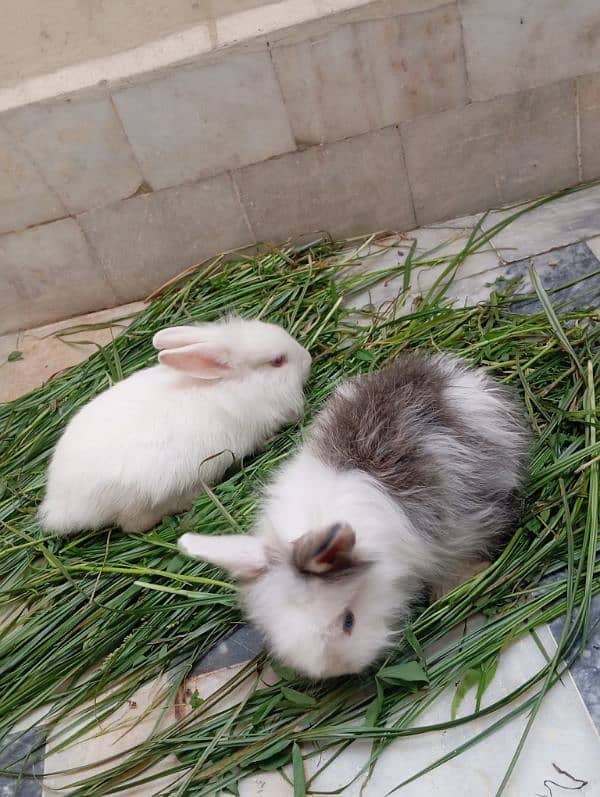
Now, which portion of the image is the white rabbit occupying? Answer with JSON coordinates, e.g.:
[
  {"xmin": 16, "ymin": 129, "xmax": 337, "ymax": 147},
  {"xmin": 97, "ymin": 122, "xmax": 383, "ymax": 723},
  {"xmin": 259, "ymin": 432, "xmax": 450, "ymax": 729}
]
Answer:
[
  {"xmin": 179, "ymin": 351, "xmax": 530, "ymax": 679},
  {"xmin": 39, "ymin": 318, "xmax": 311, "ymax": 536}
]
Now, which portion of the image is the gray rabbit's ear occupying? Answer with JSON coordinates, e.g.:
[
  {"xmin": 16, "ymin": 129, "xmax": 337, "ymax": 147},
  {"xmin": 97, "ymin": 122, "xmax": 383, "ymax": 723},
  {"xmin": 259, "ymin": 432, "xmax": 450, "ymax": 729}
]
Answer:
[
  {"xmin": 292, "ymin": 523, "xmax": 360, "ymax": 575},
  {"xmin": 178, "ymin": 533, "xmax": 267, "ymax": 580}
]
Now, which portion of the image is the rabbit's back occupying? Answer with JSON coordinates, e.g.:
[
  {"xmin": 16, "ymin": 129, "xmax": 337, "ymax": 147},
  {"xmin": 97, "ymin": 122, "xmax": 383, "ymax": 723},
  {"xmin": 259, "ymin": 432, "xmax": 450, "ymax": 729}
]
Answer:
[{"xmin": 309, "ymin": 352, "xmax": 530, "ymax": 556}]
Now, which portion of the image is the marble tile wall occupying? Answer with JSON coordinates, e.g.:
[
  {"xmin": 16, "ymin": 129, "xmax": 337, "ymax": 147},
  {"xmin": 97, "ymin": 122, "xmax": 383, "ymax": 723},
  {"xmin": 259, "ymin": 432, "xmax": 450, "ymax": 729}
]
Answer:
[{"xmin": 2, "ymin": 0, "xmax": 600, "ymax": 333}]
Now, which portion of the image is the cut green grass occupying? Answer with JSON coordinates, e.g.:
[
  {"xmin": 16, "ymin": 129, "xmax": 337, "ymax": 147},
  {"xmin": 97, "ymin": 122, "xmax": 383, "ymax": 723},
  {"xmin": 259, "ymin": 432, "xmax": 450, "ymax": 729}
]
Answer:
[{"xmin": 0, "ymin": 184, "xmax": 599, "ymax": 795}]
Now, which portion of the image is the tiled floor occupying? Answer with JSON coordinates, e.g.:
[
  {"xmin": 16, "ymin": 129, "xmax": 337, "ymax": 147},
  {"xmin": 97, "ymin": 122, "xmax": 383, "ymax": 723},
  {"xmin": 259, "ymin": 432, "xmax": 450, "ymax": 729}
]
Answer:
[
  {"xmin": 0, "ymin": 301, "xmax": 145, "ymax": 403},
  {"xmin": 2, "ymin": 186, "xmax": 600, "ymax": 796}
]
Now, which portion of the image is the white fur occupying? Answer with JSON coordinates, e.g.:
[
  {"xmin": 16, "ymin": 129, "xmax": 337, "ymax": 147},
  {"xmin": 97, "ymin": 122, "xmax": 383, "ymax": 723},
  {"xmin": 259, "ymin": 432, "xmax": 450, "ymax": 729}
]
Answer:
[
  {"xmin": 39, "ymin": 318, "xmax": 311, "ymax": 535},
  {"xmin": 180, "ymin": 450, "xmax": 431, "ymax": 679},
  {"xmin": 178, "ymin": 352, "xmax": 529, "ymax": 679}
]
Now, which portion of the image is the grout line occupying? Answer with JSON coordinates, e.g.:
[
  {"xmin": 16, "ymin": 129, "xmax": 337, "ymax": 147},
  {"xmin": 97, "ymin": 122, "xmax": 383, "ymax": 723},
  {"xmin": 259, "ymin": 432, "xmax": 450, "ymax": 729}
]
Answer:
[
  {"xmin": 229, "ymin": 171, "xmax": 256, "ymax": 244},
  {"xmin": 0, "ymin": 119, "xmax": 68, "ymax": 230},
  {"xmin": 538, "ymin": 625, "xmax": 600, "ymax": 742},
  {"xmin": 75, "ymin": 214, "xmax": 123, "ymax": 304},
  {"xmin": 266, "ymin": 40, "xmax": 299, "ymax": 154},
  {"xmin": 109, "ymin": 94, "xmax": 151, "ymax": 191},
  {"xmin": 455, "ymin": 0, "xmax": 473, "ymax": 104},
  {"xmin": 396, "ymin": 125, "xmax": 418, "ymax": 229},
  {"xmin": 574, "ymin": 79, "xmax": 583, "ymax": 183}
]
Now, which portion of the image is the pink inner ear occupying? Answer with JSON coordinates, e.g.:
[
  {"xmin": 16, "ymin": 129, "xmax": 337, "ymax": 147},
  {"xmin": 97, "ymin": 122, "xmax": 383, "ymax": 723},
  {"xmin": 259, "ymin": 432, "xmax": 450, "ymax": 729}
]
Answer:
[
  {"xmin": 316, "ymin": 529, "xmax": 354, "ymax": 566},
  {"xmin": 152, "ymin": 326, "xmax": 206, "ymax": 351},
  {"xmin": 158, "ymin": 343, "xmax": 232, "ymax": 379},
  {"xmin": 293, "ymin": 523, "xmax": 357, "ymax": 574}
]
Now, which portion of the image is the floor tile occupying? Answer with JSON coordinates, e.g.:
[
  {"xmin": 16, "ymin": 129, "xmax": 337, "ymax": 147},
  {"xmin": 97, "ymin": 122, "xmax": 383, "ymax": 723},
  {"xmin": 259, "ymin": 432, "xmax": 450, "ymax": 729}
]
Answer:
[
  {"xmin": 405, "ymin": 226, "xmax": 500, "ymax": 293},
  {"xmin": 342, "ymin": 226, "xmax": 501, "ymax": 315},
  {"xmin": 41, "ymin": 676, "xmax": 178, "ymax": 796},
  {"xmin": 303, "ymin": 625, "xmax": 600, "ymax": 796},
  {"xmin": 586, "ymin": 234, "xmax": 600, "ymax": 260},
  {"xmin": 426, "ymin": 211, "xmax": 484, "ymax": 230},
  {"xmin": 441, "ymin": 240, "xmax": 600, "ymax": 310},
  {"xmin": 551, "ymin": 595, "xmax": 600, "ymax": 732},
  {"xmin": 191, "ymin": 624, "xmax": 264, "ymax": 675},
  {"xmin": 504, "ymin": 241, "xmax": 600, "ymax": 314},
  {"xmin": 0, "ymin": 728, "xmax": 45, "ymax": 797},
  {"xmin": 481, "ymin": 184, "xmax": 600, "ymax": 264},
  {"xmin": 200, "ymin": 624, "xmax": 600, "ymax": 796},
  {"xmin": 0, "ymin": 301, "xmax": 144, "ymax": 404},
  {"xmin": 0, "ymin": 330, "xmax": 19, "ymax": 364}
]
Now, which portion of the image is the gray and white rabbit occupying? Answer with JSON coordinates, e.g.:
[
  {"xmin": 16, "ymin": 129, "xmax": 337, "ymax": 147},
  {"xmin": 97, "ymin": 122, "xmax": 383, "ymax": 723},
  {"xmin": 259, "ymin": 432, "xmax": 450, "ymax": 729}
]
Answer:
[
  {"xmin": 39, "ymin": 318, "xmax": 311, "ymax": 535},
  {"xmin": 179, "ymin": 351, "xmax": 530, "ymax": 679}
]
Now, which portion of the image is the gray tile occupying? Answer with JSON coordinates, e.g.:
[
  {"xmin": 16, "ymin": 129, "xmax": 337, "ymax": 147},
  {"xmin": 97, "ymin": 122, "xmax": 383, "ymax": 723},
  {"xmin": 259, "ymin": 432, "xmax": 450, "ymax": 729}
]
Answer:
[
  {"xmin": 3, "ymin": 95, "xmax": 143, "ymax": 215},
  {"xmin": 459, "ymin": 0, "xmax": 600, "ymax": 101},
  {"xmin": 550, "ymin": 597, "xmax": 600, "ymax": 731},
  {"xmin": 271, "ymin": 5, "xmax": 466, "ymax": 146},
  {"xmin": 449, "ymin": 240, "xmax": 600, "ymax": 310},
  {"xmin": 236, "ymin": 126, "xmax": 415, "ymax": 243},
  {"xmin": 0, "ymin": 218, "xmax": 117, "ymax": 335},
  {"xmin": 587, "ymin": 235, "xmax": 600, "ymax": 261},
  {"xmin": 79, "ymin": 173, "xmax": 254, "ymax": 303},
  {"xmin": 502, "ymin": 241, "xmax": 600, "ymax": 314},
  {"xmin": 579, "ymin": 73, "xmax": 600, "ymax": 182},
  {"xmin": 191, "ymin": 625, "xmax": 264, "ymax": 675},
  {"xmin": 401, "ymin": 81, "xmax": 578, "ymax": 225},
  {"xmin": 0, "ymin": 727, "xmax": 44, "ymax": 796},
  {"xmin": 482, "ymin": 184, "xmax": 600, "ymax": 264},
  {"xmin": 113, "ymin": 52, "xmax": 295, "ymax": 191},
  {"xmin": 0, "ymin": 126, "xmax": 65, "ymax": 235}
]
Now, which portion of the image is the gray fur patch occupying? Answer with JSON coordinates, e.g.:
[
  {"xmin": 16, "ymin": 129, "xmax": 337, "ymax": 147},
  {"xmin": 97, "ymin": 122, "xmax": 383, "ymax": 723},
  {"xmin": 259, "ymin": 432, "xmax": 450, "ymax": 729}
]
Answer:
[{"xmin": 309, "ymin": 352, "xmax": 530, "ymax": 563}]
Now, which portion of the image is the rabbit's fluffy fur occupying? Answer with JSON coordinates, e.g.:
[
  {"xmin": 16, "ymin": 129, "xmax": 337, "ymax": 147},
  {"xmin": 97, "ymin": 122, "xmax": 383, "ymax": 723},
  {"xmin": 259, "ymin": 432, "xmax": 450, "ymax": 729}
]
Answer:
[
  {"xmin": 39, "ymin": 318, "xmax": 311, "ymax": 535},
  {"xmin": 180, "ymin": 352, "xmax": 530, "ymax": 679}
]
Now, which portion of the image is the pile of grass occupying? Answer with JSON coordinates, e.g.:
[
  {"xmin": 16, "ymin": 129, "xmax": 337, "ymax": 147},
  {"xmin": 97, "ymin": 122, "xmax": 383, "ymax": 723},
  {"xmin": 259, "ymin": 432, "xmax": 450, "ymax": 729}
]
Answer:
[{"xmin": 0, "ymin": 187, "xmax": 599, "ymax": 796}]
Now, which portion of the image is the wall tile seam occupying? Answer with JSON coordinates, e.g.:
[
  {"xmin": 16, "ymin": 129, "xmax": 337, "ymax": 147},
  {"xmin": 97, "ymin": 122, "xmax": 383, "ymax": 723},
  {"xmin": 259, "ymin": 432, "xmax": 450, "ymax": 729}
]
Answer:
[
  {"xmin": 269, "ymin": 0, "xmax": 459, "ymax": 54},
  {"xmin": 0, "ymin": 118, "xmax": 68, "ymax": 225},
  {"xmin": 0, "ymin": 1, "xmax": 455, "ymax": 105},
  {"xmin": 0, "ymin": 74, "xmax": 590, "ymax": 242},
  {"xmin": 6, "ymin": 68, "xmax": 587, "ymax": 234},
  {"xmin": 229, "ymin": 123, "xmax": 404, "ymax": 181},
  {"xmin": 2, "ymin": 3, "xmax": 600, "ymax": 121},
  {"xmin": 5, "ymin": 59, "xmax": 596, "ymax": 140},
  {"xmin": 108, "ymin": 46, "xmax": 300, "ymax": 195},
  {"xmin": 0, "ymin": 2, "xmax": 459, "ymax": 122},
  {"xmin": 0, "ymin": 95, "xmax": 149, "ymax": 232},
  {"xmin": 74, "ymin": 214, "xmax": 123, "ymax": 304},
  {"xmin": 454, "ymin": 0, "xmax": 473, "ymax": 103},
  {"xmin": 108, "ymin": 93, "xmax": 149, "ymax": 191},
  {"xmin": 229, "ymin": 171, "xmax": 257, "ymax": 245},
  {"xmin": 265, "ymin": 39, "xmax": 301, "ymax": 155},
  {"xmin": 574, "ymin": 80, "xmax": 583, "ymax": 183},
  {"xmin": 506, "ymin": 67, "xmax": 600, "ymax": 105},
  {"xmin": 1, "ymin": 43, "xmax": 596, "ymax": 232},
  {"xmin": 0, "ymin": 177, "xmax": 155, "ymax": 239},
  {"xmin": 394, "ymin": 125, "xmax": 418, "ymax": 230},
  {"xmin": 397, "ymin": 75, "xmax": 580, "ymax": 133}
]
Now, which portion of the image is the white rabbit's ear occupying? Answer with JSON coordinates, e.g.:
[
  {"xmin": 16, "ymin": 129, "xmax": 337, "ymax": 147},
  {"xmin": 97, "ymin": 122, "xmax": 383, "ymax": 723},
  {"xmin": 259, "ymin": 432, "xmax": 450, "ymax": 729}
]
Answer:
[
  {"xmin": 293, "ymin": 523, "xmax": 358, "ymax": 575},
  {"xmin": 158, "ymin": 343, "xmax": 232, "ymax": 379},
  {"xmin": 152, "ymin": 326, "xmax": 205, "ymax": 351},
  {"xmin": 178, "ymin": 533, "xmax": 267, "ymax": 580}
]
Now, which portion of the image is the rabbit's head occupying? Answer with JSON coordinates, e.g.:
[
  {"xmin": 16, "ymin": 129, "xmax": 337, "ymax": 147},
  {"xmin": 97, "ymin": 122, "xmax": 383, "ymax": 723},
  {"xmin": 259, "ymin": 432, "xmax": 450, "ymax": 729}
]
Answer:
[
  {"xmin": 153, "ymin": 317, "xmax": 312, "ymax": 423},
  {"xmin": 179, "ymin": 521, "xmax": 409, "ymax": 679},
  {"xmin": 178, "ymin": 459, "xmax": 419, "ymax": 679}
]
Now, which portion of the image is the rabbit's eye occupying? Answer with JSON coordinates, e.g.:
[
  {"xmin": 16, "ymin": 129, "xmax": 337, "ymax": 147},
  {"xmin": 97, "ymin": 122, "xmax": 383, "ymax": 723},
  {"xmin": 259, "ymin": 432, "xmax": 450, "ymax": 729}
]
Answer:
[
  {"xmin": 270, "ymin": 355, "xmax": 287, "ymax": 368},
  {"xmin": 342, "ymin": 610, "xmax": 354, "ymax": 635}
]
